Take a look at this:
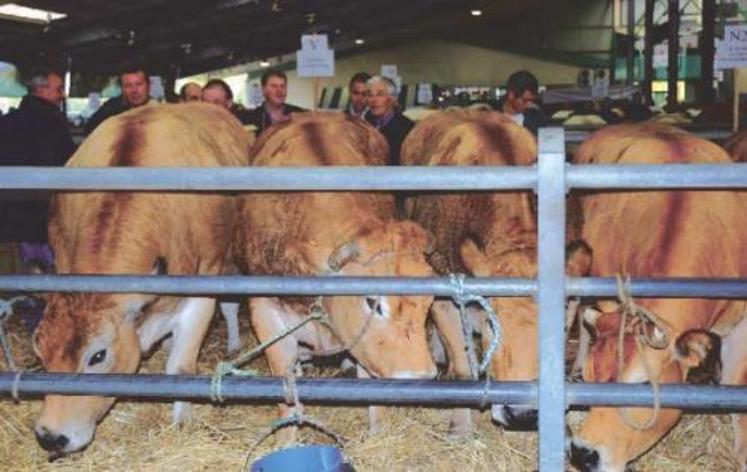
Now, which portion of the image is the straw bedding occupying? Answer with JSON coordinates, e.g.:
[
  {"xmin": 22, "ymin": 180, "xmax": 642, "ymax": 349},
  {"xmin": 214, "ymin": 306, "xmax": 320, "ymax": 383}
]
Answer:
[{"xmin": 0, "ymin": 309, "xmax": 738, "ymax": 471}]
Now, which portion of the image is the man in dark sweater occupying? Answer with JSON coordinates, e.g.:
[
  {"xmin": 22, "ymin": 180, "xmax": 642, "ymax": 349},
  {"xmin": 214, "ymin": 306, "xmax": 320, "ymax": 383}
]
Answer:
[
  {"xmin": 241, "ymin": 70, "xmax": 305, "ymax": 135},
  {"xmin": 364, "ymin": 75, "xmax": 414, "ymax": 165},
  {"xmin": 84, "ymin": 66, "xmax": 151, "ymax": 135}
]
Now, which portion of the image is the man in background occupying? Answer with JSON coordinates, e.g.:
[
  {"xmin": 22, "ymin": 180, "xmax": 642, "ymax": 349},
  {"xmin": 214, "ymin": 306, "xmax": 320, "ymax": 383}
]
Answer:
[
  {"xmin": 179, "ymin": 82, "xmax": 202, "ymax": 102},
  {"xmin": 84, "ymin": 66, "xmax": 151, "ymax": 135},
  {"xmin": 364, "ymin": 75, "xmax": 413, "ymax": 166},
  {"xmin": 494, "ymin": 70, "xmax": 546, "ymax": 135},
  {"xmin": 242, "ymin": 70, "xmax": 305, "ymax": 135},
  {"xmin": 345, "ymin": 72, "xmax": 370, "ymax": 118},
  {"xmin": 0, "ymin": 68, "xmax": 76, "ymax": 329}
]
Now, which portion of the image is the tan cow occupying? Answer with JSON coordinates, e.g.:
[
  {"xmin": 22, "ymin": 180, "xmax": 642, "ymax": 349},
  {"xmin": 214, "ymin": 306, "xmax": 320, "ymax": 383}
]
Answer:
[
  {"xmin": 569, "ymin": 123, "xmax": 747, "ymax": 472},
  {"xmin": 32, "ymin": 103, "xmax": 250, "ymax": 454},
  {"xmin": 233, "ymin": 112, "xmax": 437, "ymax": 430},
  {"xmin": 402, "ymin": 109, "xmax": 591, "ymax": 434}
]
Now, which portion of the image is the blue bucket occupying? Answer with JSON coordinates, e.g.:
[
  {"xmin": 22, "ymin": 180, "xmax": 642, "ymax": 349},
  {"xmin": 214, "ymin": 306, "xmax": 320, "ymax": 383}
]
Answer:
[{"xmin": 250, "ymin": 445, "xmax": 352, "ymax": 472}]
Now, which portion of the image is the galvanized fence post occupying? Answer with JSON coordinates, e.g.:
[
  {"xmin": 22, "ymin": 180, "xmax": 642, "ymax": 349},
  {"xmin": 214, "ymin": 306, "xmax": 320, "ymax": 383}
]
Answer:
[{"xmin": 537, "ymin": 127, "xmax": 567, "ymax": 471}]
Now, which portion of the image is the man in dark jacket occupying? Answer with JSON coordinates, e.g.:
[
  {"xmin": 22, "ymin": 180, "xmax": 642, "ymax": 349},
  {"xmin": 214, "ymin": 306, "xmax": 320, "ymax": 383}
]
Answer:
[
  {"xmin": 84, "ymin": 66, "xmax": 151, "ymax": 135},
  {"xmin": 494, "ymin": 70, "xmax": 546, "ymax": 135},
  {"xmin": 364, "ymin": 75, "xmax": 414, "ymax": 165},
  {"xmin": 0, "ymin": 69, "xmax": 76, "ymax": 329},
  {"xmin": 242, "ymin": 70, "xmax": 305, "ymax": 135},
  {"xmin": 0, "ymin": 69, "xmax": 75, "ymax": 244}
]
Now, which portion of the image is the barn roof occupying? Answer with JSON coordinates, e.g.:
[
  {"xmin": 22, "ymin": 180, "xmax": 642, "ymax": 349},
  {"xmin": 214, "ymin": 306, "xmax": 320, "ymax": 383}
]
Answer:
[{"xmin": 0, "ymin": 0, "xmax": 596, "ymax": 77}]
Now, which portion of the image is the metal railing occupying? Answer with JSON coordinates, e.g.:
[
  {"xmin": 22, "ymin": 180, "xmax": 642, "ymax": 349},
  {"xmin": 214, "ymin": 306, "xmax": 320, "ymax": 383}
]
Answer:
[{"xmin": 2, "ymin": 127, "xmax": 747, "ymax": 470}]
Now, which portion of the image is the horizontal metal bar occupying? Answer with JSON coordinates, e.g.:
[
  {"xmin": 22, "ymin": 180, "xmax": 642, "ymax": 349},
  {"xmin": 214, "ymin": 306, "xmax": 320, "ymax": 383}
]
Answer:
[
  {"xmin": 2, "ymin": 373, "xmax": 747, "ymax": 410},
  {"xmin": 1, "ymin": 275, "xmax": 746, "ymax": 299},
  {"xmin": 567, "ymin": 163, "xmax": 747, "ymax": 189},
  {"xmin": 0, "ymin": 275, "xmax": 535, "ymax": 296},
  {"xmin": 0, "ymin": 167, "xmax": 536, "ymax": 191},
  {"xmin": 564, "ymin": 129, "xmax": 732, "ymax": 144},
  {"xmin": 567, "ymin": 277, "xmax": 747, "ymax": 299}
]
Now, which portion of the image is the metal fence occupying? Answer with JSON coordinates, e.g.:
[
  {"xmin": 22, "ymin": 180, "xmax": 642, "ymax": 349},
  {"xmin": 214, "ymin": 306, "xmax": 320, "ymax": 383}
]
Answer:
[{"xmin": 3, "ymin": 127, "xmax": 747, "ymax": 470}]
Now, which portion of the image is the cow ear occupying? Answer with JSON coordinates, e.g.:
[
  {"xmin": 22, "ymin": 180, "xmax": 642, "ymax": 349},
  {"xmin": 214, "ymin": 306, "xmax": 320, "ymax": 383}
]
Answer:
[
  {"xmin": 675, "ymin": 329, "xmax": 722, "ymax": 384},
  {"xmin": 459, "ymin": 238, "xmax": 490, "ymax": 277},
  {"xmin": 566, "ymin": 239, "xmax": 592, "ymax": 276},
  {"xmin": 284, "ymin": 239, "xmax": 328, "ymax": 275}
]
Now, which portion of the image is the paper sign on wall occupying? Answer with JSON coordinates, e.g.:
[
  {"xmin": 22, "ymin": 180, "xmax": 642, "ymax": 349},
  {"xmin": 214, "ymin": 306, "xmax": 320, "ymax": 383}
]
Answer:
[
  {"xmin": 381, "ymin": 65, "xmax": 397, "ymax": 79},
  {"xmin": 297, "ymin": 34, "xmax": 335, "ymax": 77},
  {"xmin": 417, "ymin": 83, "xmax": 433, "ymax": 104},
  {"xmin": 716, "ymin": 24, "xmax": 747, "ymax": 70}
]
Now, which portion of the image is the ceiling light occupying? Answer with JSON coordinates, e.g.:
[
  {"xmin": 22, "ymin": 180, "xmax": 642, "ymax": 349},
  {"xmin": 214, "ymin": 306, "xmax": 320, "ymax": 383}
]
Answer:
[
  {"xmin": 355, "ymin": 38, "xmax": 365, "ymax": 45},
  {"xmin": 259, "ymin": 60, "xmax": 270, "ymax": 68},
  {"xmin": 470, "ymin": 9, "xmax": 483, "ymax": 17},
  {"xmin": 0, "ymin": 3, "xmax": 66, "ymax": 24}
]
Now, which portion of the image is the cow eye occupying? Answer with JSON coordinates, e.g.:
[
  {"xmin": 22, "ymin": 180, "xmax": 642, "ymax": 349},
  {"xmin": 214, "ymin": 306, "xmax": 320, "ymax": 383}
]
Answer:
[{"xmin": 88, "ymin": 349, "xmax": 107, "ymax": 367}]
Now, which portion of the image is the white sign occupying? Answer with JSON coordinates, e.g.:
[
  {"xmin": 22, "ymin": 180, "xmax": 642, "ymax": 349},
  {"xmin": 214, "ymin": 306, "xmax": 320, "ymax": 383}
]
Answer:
[
  {"xmin": 716, "ymin": 24, "xmax": 747, "ymax": 70},
  {"xmin": 381, "ymin": 64, "xmax": 397, "ymax": 79},
  {"xmin": 246, "ymin": 81, "xmax": 263, "ymax": 108},
  {"xmin": 297, "ymin": 34, "xmax": 335, "ymax": 77},
  {"xmin": 149, "ymin": 76, "xmax": 164, "ymax": 100},
  {"xmin": 417, "ymin": 83, "xmax": 433, "ymax": 104},
  {"xmin": 653, "ymin": 43, "xmax": 668, "ymax": 68}
]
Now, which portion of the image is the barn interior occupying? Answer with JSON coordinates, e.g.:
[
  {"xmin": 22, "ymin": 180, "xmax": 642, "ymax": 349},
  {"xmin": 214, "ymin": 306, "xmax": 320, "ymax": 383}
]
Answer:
[{"xmin": 0, "ymin": 1, "xmax": 744, "ymax": 471}]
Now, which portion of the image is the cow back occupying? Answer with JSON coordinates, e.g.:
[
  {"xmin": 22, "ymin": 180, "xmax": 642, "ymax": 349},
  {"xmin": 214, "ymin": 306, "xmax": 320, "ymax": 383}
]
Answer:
[
  {"xmin": 576, "ymin": 123, "xmax": 747, "ymax": 329},
  {"xmin": 237, "ymin": 112, "xmax": 393, "ymax": 275},
  {"xmin": 50, "ymin": 103, "xmax": 251, "ymax": 276},
  {"xmin": 401, "ymin": 109, "xmax": 537, "ymax": 274}
]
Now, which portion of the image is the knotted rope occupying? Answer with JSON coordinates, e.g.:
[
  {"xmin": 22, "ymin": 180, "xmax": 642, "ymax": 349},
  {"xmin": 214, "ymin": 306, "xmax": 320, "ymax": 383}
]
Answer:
[
  {"xmin": 448, "ymin": 273, "xmax": 503, "ymax": 375},
  {"xmin": 615, "ymin": 274, "xmax": 669, "ymax": 430}
]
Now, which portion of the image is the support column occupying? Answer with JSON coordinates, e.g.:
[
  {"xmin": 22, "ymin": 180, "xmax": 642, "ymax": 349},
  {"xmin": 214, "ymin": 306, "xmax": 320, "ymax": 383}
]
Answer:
[
  {"xmin": 667, "ymin": 0, "xmax": 680, "ymax": 109},
  {"xmin": 700, "ymin": 0, "xmax": 716, "ymax": 104},
  {"xmin": 643, "ymin": 0, "xmax": 655, "ymax": 105}
]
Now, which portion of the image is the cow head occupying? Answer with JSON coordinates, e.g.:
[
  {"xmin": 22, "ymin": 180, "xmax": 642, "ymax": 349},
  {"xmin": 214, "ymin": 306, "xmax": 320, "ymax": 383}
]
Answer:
[
  {"xmin": 569, "ymin": 302, "xmax": 722, "ymax": 472},
  {"xmin": 459, "ymin": 238, "xmax": 592, "ymax": 430},
  {"xmin": 32, "ymin": 280, "xmax": 159, "ymax": 454},
  {"xmin": 286, "ymin": 220, "xmax": 437, "ymax": 379}
]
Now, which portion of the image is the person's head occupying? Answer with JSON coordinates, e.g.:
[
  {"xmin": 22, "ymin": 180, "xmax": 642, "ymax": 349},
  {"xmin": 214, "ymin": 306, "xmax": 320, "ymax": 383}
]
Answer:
[
  {"xmin": 348, "ymin": 72, "xmax": 371, "ymax": 113},
  {"xmin": 201, "ymin": 79, "xmax": 233, "ymax": 109},
  {"xmin": 119, "ymin": 67, "xmax": 150, "ymax": 107},
  {"xmin": 179, "ymin": 82, "xmax": 202, "ymax": 102},
  {"xmin": 260, "ymin": 70, "xmax": 287, "ymax": 108},
  {"xmin": 366, "ymin": 75, "xmax": 398, "ymax": 118},
  {"xmin": 504, "ymin": 70, "xmax": 539, "ymax": 115},
  {"xmin": 27, "ymin": 69, "xmax": 65, "ymax": 107}
]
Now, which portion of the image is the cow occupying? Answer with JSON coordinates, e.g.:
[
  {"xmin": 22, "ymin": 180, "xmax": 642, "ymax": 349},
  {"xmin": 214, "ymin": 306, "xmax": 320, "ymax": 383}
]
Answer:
[
  {"xmin": 569, "ymin": 123, "xmax": 747, "ymax": 472},
  {"xmin": 724, "ymin": 129, "xmax": 747, "ymax": 162},
  {"xmin": 232, "ymin": 112, "xmax": 437, "ymax": 431},
  {"xmin": 401, "ymin": 109, "xmax": 591, "ymax": 435},
  {"xmin": 32, "ymin": 103, "xmax": 250, "ymax": 455}
]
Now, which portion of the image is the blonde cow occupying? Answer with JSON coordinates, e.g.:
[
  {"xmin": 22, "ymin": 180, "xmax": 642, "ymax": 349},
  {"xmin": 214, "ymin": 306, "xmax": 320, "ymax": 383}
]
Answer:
[
  {"xmin": 33, "ymin": 104, "xmax": 250, "ymax": 455},
  {"xmin": 402, "ymin": 109, "xmax": 591, "ymax": 435},
  {"xmin": 233, "ymin": 113, "xmax": 437, "ymax": 430},
  {"xmin": 570, "ymin": 123, "xmax": 747, "ymax": 472}
]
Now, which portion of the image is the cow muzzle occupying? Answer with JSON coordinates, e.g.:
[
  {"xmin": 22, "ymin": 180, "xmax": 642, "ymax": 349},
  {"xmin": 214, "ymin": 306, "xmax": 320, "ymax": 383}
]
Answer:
[
  {"xmin": 35, "ymin": 426, "xmax": 69, "ymax": 452},
  {"xmin": 491, "ymin": 404, "xmax": 538, "ymax": 431},
  {"xmin": 569, "ymin": 441, "xmax": 601, "ymax": 472}
]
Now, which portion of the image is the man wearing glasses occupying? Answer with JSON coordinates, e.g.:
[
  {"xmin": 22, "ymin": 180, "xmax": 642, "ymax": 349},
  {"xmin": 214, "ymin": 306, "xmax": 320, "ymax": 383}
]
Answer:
[{"xmin": 364, "ymin": 75, "xmax": 414, "ymax": 165}]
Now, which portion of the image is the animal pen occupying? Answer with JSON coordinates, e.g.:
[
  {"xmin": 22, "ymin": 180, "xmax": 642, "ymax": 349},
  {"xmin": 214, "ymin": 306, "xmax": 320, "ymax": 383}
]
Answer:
[{"xmin": 2, "ymin": 127, "xmax": 747, "ymax": 470}]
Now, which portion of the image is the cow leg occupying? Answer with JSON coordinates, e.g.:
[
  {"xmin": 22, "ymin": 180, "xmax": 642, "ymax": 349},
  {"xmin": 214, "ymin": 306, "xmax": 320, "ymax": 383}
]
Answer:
[
  {"xmin": 249, "ymin": 297, "xmax": 304, "ymax": 424},
  {"xmin": 357, "ymin": 364, "xmax": 385, "ymax": 434},
  {"xmin": 721, "ymin": 316, "xmax": 747, "ymax": 468},
  {"xmin": 219, "ymin": 301, "xmax": 241, "ymax": 356},
  {"xmin": 431, "ymin": 300, "xmax": 475, "ymax": 436},
  {"xmin": 166, "ymin": 297, "xmax": 216, "ymax": 424}
]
